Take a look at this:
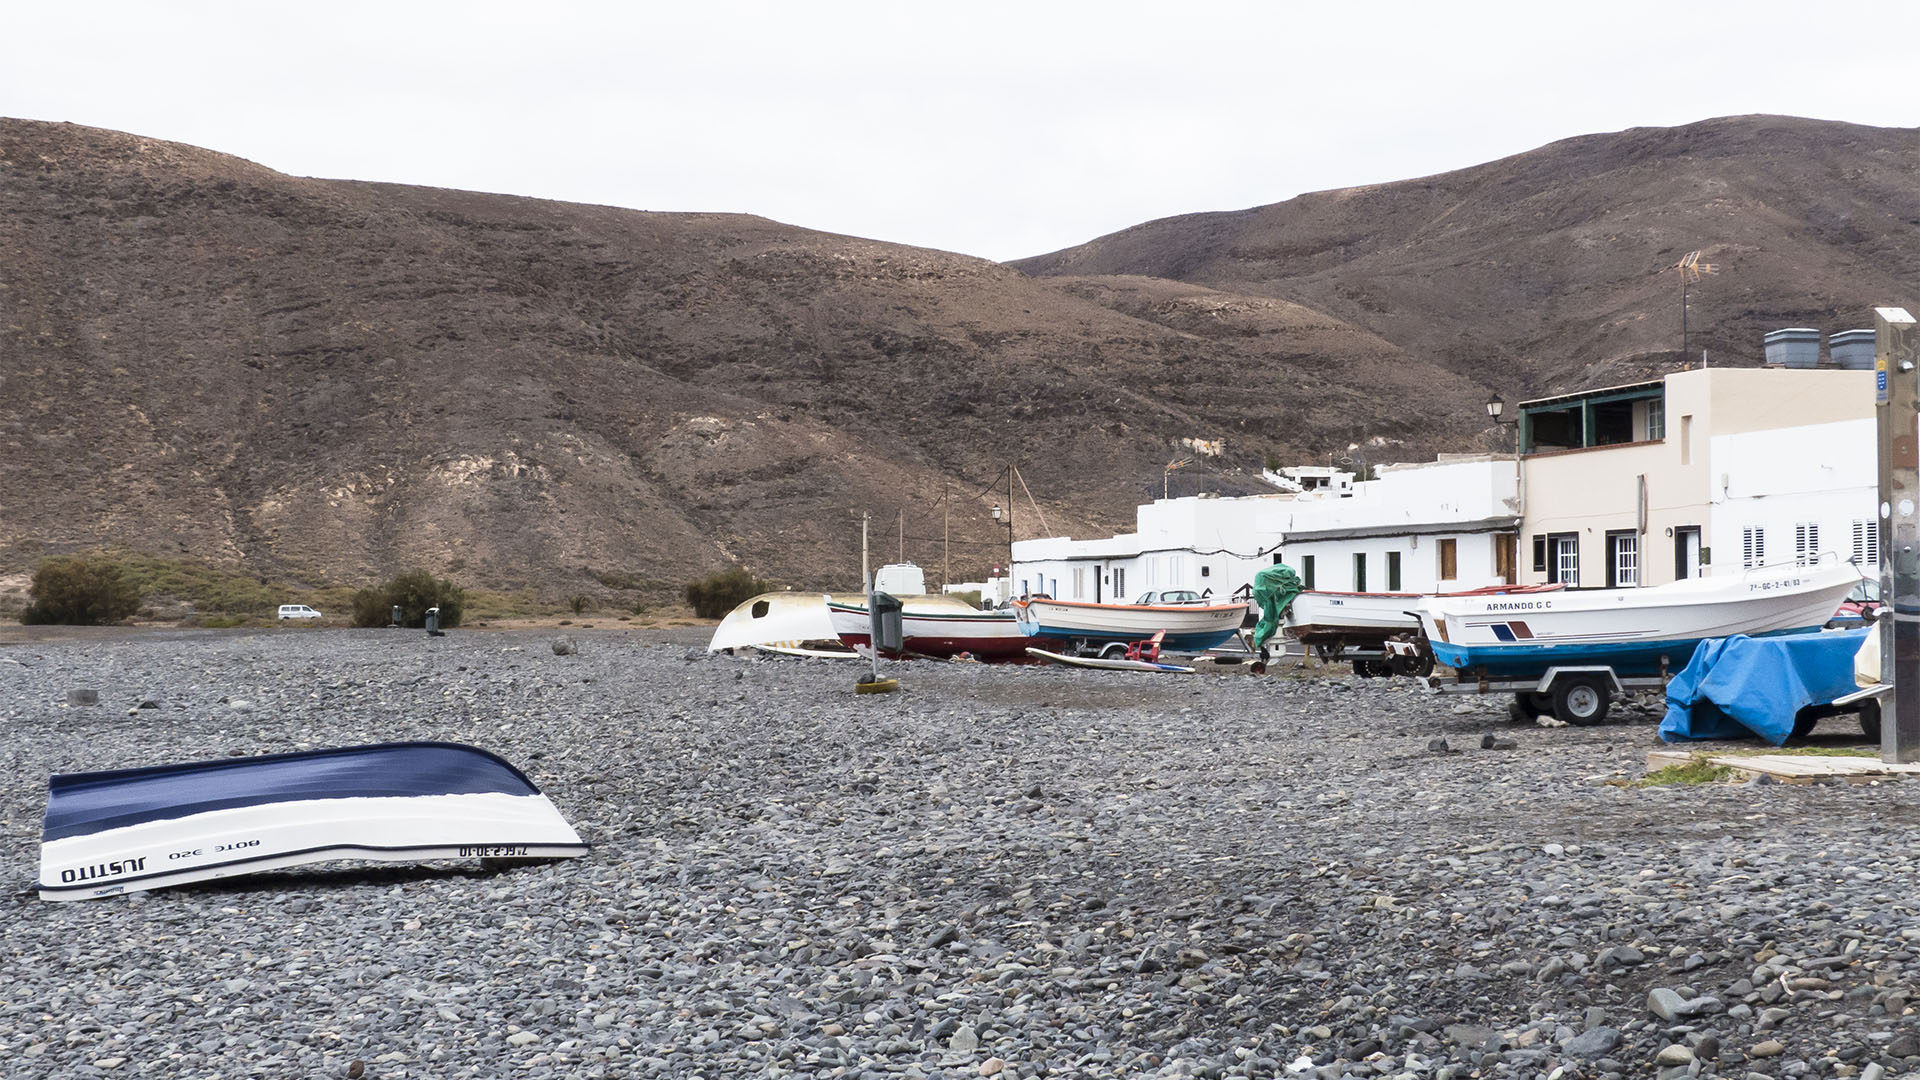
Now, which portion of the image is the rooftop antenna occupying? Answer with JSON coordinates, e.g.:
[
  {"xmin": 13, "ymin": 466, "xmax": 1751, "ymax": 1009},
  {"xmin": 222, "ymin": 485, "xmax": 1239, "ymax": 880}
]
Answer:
[
  {"xmin": 1673, "ymin": 251, "xmax": 1715, "ymax": 361},
  {"xmin": 1163, "ymin": 457, "xmax": 1192, "ymax": 500}
]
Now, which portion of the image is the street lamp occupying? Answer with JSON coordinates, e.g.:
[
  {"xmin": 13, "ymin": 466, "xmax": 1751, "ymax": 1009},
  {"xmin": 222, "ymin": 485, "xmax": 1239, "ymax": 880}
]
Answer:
[
  {"xmin": 1485, "ymin": 393, "xmax": 1504, "ymax": 422},
  {"xmin": 990, "ymin": 502, "xmax": 1014, "ymax": 598}
]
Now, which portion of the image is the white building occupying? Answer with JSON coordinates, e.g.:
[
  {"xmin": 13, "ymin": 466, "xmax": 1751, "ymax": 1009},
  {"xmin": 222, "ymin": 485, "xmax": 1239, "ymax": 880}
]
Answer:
[
  {"xmin": 1515, "ymin": 368, "xmax": 1875, "ymax": 586},
  {"xmin": 1012, "ymin": 369, "xmax": 1877, "ymax": 601},
  {"xmin": 1277, "ymin": 455, "xmax": 1520, "ymax": 593},
  {"xmin": 1011, "ymin": 457, "xmax": 1518, "ymax": 600},
  {"xmin": 1013, "ymin": 492, "xmax": 1294, "ymax": 603}
]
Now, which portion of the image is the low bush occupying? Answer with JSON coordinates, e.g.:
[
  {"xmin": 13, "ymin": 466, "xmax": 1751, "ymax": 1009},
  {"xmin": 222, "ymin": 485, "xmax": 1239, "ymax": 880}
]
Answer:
[
  {"xmin": 350, "ymin": 570, "xmax": 469, "ymax": 628},
  {"xmin": 20, "ymin": 556, "xmax": 143, "ymax": 625},
  {"xmin": 684, "ymin": 567, "xmax": 769, "ymax": 619}
]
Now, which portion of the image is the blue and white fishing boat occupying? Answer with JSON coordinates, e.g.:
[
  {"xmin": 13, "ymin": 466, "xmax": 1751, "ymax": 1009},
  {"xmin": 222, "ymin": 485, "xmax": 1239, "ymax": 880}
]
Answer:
[
  {"xmin": 1013, "ymin": 596, "xmax": 1249, "ymax": 656},
  {"xmin": 1417, "ymin": 561, "xmax": 1861, "ymax": 679},
  {"xmin": 39, "ymin": 742, "xmax": 587, "ymax": 902}
]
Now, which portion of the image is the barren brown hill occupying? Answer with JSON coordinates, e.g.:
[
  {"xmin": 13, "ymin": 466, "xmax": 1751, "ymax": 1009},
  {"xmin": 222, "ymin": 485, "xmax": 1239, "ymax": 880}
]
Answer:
[
  {"xmin": 1015, "ymin": 115, "xmax": 1920, "ymax": 393},
  {"xmin": 0, "ymin": 120, "xmax": 1479, "ymax": 600}
]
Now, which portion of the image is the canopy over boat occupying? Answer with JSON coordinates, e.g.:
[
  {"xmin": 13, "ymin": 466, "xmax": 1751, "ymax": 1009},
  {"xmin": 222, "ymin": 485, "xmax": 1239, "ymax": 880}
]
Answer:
[{"xmin": 39, "ymin": 742, "xmax": 587, "ymax": 902}]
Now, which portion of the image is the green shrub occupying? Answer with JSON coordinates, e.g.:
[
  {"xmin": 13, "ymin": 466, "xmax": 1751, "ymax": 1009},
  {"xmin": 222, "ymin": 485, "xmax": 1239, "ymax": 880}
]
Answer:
[
  {"xmin": 20, "ymin": 556, "xmax": 143, "ymax": 625},
  {"xmin": 949, "ymin": 589, "xmax": 984, "ymax": 610},
  {"xmin": 685, "ymin": 567, "xmax": 769, "ymax": 619},
  {"xmin": 349, "ymin": 570, "xmax": 469, "ymax": 628},
  {"xmin": 568, "ymin": 593, "xmax": 593, "ymax": 615}
]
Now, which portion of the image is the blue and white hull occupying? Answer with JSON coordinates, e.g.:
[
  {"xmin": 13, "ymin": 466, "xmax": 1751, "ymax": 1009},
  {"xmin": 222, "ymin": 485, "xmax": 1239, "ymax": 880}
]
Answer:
[
  {"xmin": 39, "ymin": 742, "xmax": 588, "ymax": 902},
  {"xmin": 1419, "ymin": 562, "xmax": 1861, "ymax": 680}
]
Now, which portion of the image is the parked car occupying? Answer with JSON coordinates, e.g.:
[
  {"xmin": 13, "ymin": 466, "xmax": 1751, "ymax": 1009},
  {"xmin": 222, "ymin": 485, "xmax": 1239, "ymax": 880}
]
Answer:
[
  {"xmin": 1131, "ymin": 589, "xmax": 1205, "ymax": 606},
  {"xmin": 1827, "ymin": 580, "xmax": 1882, "ymax": 628},
  {"xmin": 277, "ymin": 604, "xmax": 323, "ymax": 621}
]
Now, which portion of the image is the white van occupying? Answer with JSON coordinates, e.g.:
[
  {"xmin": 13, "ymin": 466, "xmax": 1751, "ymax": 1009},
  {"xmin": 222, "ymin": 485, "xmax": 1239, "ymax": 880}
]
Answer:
[{"xmin": 277, "ymin": 604, "xmax": 322, "ymax": 621}]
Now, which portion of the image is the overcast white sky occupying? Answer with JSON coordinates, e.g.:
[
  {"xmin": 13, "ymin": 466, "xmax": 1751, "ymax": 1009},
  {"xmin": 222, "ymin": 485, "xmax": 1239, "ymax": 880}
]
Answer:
[{"xmin": 7, "ymin": 1, "xmax": 1916, "ymax": 262}]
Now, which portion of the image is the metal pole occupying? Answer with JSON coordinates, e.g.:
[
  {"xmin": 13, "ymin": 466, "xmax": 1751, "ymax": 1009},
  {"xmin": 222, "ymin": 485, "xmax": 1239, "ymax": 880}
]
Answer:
[
  {"xmin": 861, "ymin": 512, "xmax": 870, "ymax": 589},
  {"xmin": 943, "ymin": 501, "xmax": 949, "ymax": 590},
  {"xmin": 1681, "ymin": 276, "xmax": 1688, "ymax": 360},
  {"xmin": 898, "ymin": 507, "xmax": 904, "ymax": 566},
  {"xmin": 1875, "ymin": 306, "xmax": 1919, "ymax": 763}
]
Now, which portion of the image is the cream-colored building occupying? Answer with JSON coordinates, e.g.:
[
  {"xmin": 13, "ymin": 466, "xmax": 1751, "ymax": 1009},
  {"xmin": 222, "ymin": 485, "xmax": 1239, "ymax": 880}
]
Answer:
[{"xmin": 1516, "ymin": 368, "xmax": 1875, "ymax": 587}]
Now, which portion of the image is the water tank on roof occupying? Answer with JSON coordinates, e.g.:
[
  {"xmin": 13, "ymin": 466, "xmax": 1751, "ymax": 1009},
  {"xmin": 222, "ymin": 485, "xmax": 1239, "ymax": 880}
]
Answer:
[
  {"xmin": 1829, "ymin": 328, "xmax": 1876, "ymax": 370},
  {"xmin": 1763, "ymin": 328, "xmax": 1821, "ymax": 368}
]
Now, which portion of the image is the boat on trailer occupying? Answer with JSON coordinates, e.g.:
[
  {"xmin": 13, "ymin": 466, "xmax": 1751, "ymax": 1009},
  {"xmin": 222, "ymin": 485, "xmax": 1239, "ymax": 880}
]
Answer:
[
  {"xmin": 1286, "ymin": 583, "xmax": 1563, "ymax": 676},
  {"xmin": 1416, "ymin": 561, "xmax": 1863, "ymax": 725},
  {"xmin": 39, "ymin": 742, "xmax": 587, "ymax": 902},
  {"xmin": 1013, "ymin": 597, "xmax": 1249, "ymax": 657}
]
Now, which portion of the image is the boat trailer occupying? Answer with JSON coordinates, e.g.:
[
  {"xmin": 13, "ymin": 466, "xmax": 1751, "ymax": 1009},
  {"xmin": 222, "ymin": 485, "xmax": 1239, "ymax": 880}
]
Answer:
[{"xmin": 1426, "ymin": 662, "xmax": 1674, "ymax": 726}]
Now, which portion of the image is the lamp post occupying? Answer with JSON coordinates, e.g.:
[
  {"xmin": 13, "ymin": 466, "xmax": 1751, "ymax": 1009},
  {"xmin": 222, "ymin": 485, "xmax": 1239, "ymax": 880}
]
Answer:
[{"xmin": 1487, "ymin": 392, "xmax": 1524, "ymax": 583}]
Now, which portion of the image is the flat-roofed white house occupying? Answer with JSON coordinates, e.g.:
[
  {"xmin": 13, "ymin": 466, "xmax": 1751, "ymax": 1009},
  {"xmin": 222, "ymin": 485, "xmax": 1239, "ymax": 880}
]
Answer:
[
  {"xmin": 1011, "ymin": 491, "xmax": 1298, "ymax": 603},
  {"xmin": 1515, "ymin": 368, "xmax": 1875, "ymax": 588},
  {"xmin": 1010, "ymin": 457, "xmax": 1521, "ymax": 601},
  {"xmin": 1276, "ymin": 455, "xmax": 1520, "ymax": 593}
]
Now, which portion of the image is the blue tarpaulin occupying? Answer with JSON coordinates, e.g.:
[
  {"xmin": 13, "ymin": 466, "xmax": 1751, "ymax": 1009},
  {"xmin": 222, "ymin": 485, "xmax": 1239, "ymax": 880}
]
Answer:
[{"xmin": 1659, "ymin": 630, "xmax": 1869, "ymax": 744}]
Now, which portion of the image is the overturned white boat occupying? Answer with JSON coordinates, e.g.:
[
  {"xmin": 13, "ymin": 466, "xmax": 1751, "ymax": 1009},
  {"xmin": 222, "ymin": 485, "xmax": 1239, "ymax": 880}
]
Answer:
[
  {"xmin": 708, "ymin": 592, "xmax": 857, "ymax": 657},
  {"xmin": 39, "ymin": 741, "xmax": 588, "ymax": 902}
]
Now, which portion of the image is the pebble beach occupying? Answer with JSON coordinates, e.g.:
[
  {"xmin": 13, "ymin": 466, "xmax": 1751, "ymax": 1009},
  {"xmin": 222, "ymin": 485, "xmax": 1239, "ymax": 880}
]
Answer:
[{"xmin": 3, "ymin": 628, "xmax": 1919, "ymax": 1079}]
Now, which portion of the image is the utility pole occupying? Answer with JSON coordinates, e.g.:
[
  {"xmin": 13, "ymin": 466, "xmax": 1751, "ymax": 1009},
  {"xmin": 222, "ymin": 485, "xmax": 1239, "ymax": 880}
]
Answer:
[
  {"xmin": 898, "ymin": 507, "xmax": 905, "ymax": 566},
  {"xmin": 861, "ymin": 511, "xmax": 870, "ymax": 588},
  {"xmin": 942, "ymin": 501, "xmax": 949, "ymax": 589}
]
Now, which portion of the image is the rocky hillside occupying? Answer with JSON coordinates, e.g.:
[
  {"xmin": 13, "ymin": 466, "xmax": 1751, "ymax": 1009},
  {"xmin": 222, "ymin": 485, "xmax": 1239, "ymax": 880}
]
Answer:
[
  {"xmin": 2, "ymin": 115, "xmax": 1913, "ymax": 599},
  {"xmin": 1015, "ymin": 115, "xmax": 1920, "ymax": 392}
]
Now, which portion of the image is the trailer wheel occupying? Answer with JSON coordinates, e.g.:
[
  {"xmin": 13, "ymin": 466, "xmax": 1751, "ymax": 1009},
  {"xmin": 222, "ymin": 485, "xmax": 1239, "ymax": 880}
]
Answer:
[
  {"xmin": 1390, "ymin": 649, "xmax": 1436, "ymax": 678},
  {"xmin": 1509, "ymin": 692, "xmax": 1543, "ymax": 721},
  {"xmin": 1860, "ymin": 700, "xmax": 1882, "ymax": 742},
  {"xmin": 1552, "ymin": 676, "xmax": 1611, "ymax": 726},
  {"xmin": 1353, "ymin": 658, "xmax": 1387, "ymax": 678}
]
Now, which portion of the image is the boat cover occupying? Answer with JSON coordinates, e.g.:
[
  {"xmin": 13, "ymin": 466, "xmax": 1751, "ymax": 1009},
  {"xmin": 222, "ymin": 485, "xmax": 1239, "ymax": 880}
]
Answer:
[
  {"xmin": 40, "ymin": 741, "xmax": 587, "ymax": 901},
  {"xmin": 1659, "ymin": 630, "xmax": 1870, "ymax": 744}
]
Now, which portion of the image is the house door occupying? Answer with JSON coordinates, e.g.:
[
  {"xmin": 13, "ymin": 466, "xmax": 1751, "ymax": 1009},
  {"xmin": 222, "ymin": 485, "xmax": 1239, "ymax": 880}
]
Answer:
[{"xmin": 1674, "ymin": 527, "xmax": 1701, "ymax": 579}]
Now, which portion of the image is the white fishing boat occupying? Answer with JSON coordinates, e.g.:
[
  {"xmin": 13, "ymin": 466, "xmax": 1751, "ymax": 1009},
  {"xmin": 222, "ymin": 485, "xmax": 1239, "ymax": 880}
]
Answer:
[
  {"xmin": 827, "ymin": 594, "xmax": 1054, "ymax": 660},
  {"xmin": 708, "ymin": 592, "xmax": 857, "ymax": 657},
  {"xmin": 1013, "ymin": 596, "xmax": 1249, "ymax": 655},
  {"xmin": 1418, "ymin": 561, "xmax": 1862, "ymax": 679},
  {"xmin": 1287, "ymin": 582, "xmax": 1563, "ymax": 675}
]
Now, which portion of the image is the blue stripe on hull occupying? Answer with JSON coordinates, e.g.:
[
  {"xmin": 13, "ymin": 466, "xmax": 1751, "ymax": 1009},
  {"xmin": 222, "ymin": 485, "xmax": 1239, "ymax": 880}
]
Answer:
[
  {"xmin": 1432, "ymin": 626, "xmax": 1822, "ymax": 679},
  {"xmin": 1023, "ymin": 624, "xmax": 1240, "ymax": 652},
  {"xmin": 45, "ymin": 742, "xmax": 541, "ymax": 843}
]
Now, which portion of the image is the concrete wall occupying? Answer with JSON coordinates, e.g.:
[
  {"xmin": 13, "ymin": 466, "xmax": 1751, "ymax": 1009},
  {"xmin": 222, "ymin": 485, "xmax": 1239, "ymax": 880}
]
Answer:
[
  {"xmin": 1707, "ymin": 417, "xmax": 1877, "ymax": 575},
  {"xmin": 1286, "ymin": 531, "xmax": 1509, "ymax": 592}
]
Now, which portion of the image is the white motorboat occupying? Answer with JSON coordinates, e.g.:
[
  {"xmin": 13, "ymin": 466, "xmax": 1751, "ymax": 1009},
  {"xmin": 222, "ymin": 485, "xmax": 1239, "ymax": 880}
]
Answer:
[{"xmin": 1418, "ymin": 561, "xmax": 1863, "ymax": 679}]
